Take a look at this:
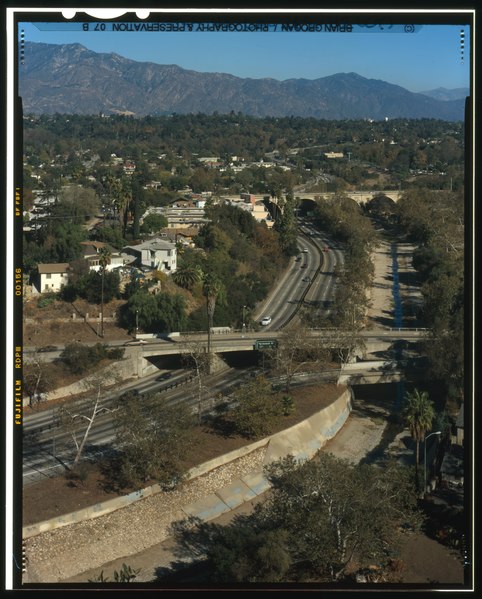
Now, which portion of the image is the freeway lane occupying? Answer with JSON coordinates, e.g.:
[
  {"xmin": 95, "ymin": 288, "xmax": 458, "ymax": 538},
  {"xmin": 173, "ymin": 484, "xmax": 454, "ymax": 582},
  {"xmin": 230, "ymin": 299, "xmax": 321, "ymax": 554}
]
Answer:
[{"xmin": 298, "ymin": 220, "xmax": 344, "ymax": 319}]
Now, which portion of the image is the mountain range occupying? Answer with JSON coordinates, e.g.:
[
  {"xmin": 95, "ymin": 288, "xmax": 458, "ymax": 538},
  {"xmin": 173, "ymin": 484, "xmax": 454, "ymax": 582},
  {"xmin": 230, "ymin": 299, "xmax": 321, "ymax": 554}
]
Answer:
[
  {"xmin": 19, "ymin": 42, "xmax": 466, "ymax": 121},
  {"xmin": 419, "ymin": 87, "xmax": 469, "ymax": 102}
]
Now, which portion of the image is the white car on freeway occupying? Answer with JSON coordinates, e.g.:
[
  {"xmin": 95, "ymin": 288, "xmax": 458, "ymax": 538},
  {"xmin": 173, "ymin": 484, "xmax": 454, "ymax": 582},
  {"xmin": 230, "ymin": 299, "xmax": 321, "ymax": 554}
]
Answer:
[{"xmin": 260, "ymin": 316, "xmax": 272, "ymax": 326}]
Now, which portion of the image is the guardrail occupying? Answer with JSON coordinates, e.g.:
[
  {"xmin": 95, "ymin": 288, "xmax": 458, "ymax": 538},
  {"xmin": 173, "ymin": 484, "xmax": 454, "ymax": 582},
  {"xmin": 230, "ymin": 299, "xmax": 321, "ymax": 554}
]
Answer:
[{"xmin": 387, "ymin": 327, "xmax": 429, "ymax": 332}]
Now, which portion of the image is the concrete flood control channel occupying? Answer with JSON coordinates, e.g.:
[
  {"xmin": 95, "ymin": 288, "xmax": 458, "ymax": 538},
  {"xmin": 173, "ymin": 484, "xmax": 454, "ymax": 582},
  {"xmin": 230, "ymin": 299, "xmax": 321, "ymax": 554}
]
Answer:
[
  {"xmin": 23, "ymin": 391, "xmax": 354, "ymax": 582},
  {"xmin": 391, "ymin": 243, "xmax": 406, "ymax": 413}
]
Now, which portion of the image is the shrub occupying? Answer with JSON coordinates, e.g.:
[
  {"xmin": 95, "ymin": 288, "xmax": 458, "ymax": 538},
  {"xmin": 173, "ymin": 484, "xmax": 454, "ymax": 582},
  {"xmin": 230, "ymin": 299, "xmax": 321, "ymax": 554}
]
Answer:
[
  {"xmin": 107, "ymin": 347, "xmax": 125, "ymax": 360},
  {"xmin": 37, "ymin": 294, "xmax": 56, "ymax": 309}
]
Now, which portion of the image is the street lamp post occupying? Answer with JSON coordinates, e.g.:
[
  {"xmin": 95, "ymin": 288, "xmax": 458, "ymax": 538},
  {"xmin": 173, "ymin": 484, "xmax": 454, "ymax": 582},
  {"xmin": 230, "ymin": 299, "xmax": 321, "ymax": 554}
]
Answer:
[
  {"xmin": 242, "ymin": 305, "xmax": 246, "ymax": 337},
  {"xmin": 424, "ymin": 431, "xmax": 441, "ymax": 494},
  {"xmin": 135, "ymin": 310, "xmax": 139, "ymax": 339}
]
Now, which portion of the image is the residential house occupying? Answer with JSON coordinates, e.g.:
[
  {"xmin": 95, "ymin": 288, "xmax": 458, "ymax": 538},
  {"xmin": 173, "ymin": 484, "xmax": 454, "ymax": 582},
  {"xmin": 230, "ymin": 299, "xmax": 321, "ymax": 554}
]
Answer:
[
  {"xmin": 324, "ymin": 152, "xmax": 344, "ymax": 159},
  {"xmin": 123, "ymin": 237, "xmax": 177, "ymax": 273},
  {"xmin": 35, "ymin": 263, "xmax": 70, "ymax": 293},
  {"xmin": 224, "ymin": 195, "xmax": 274, "ymax": 228},
  {"xmin": 80, "ymin": 241, "xmax": 125, "ymax": 272},
  {"xmin": 198, "ymin": 156, "xmax": 221, "ymax": 167},
  {"xmin": 123, "ymin": 161, "xmax": 136, "ymax": 175},
  {"xmin": 159, "ymin": 200, "xmax": 209, "ymax": 229}
]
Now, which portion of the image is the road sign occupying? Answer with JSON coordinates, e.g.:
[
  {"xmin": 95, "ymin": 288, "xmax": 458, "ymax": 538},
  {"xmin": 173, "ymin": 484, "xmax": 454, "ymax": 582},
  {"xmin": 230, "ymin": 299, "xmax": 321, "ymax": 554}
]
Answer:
[{"xmin": 254, "ymin": 339, "xmax": 278, "ymax": 350}]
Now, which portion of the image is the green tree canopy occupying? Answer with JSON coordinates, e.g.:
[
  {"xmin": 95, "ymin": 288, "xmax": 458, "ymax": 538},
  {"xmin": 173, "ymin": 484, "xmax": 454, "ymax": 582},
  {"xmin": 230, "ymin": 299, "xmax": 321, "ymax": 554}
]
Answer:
[
  {"xmin": 228, "ymin": 375, "xmax": 283, "ymax": 439},
  {"xmin": 171, "ymin": 454, "xmax": 422, "ymax": 583},
  {"xmin": 140, "ymin": 212, "xmax": 168, "ymax": 235},
  {"xmin": 113, "ymin": 392, "xmax": 195, "ymax": 488},
  {"xmin": 120, "ymin": 290, "xmax": 187, "ymax": 334},
  {"xmin": 403, "ymin": 388, "xmax": 435, "ymax": 477}
]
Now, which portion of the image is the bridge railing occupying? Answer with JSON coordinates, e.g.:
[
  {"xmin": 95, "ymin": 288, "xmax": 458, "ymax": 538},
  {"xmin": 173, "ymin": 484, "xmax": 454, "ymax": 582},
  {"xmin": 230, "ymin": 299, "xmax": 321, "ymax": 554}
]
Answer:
[
  {"xmin": 166, "ymin": 326, "xmax": 430, "ymax": 340},
  {"xmin": 387, "ymin": 327, "xmax": 429, "ymax": 332}
]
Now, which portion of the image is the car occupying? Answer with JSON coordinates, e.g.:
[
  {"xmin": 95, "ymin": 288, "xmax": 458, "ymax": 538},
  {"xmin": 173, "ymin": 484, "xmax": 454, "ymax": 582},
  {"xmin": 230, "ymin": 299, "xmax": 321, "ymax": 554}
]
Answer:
[
  {"xmin": 38, "ymin": 345, "xmax": 58, "ymax": 352},
  {"xmin": 260, "ymin": 316, "xmax": 272, "ymax": 326},
  {"xmin": 323, "ymin": 245, "xmax": 330, "ymax": 252},
  {"xmin": 295, "ymin": 256, "xmax": 301, "ymax": 262},
  {"xmin": 119, "ymin": 389, "xmax": 140, "ymax": 400},
  {"xmin": 302, "ymin": 277, "xmax": 311, "ymax": 283},
  {"xmin": 123, "ymin": 339, "xmax": 147, "ymax": 346},
  {"xmin": 156, "ymin": 372, "xmax": 173, "ymax": 382},
  {"xmin": 300, "ymin": 264, "xmax": 308, "ymax": 269},
  {"xmin": 302, "ymin": 248, "xmax": 308, "ymax": 253}
]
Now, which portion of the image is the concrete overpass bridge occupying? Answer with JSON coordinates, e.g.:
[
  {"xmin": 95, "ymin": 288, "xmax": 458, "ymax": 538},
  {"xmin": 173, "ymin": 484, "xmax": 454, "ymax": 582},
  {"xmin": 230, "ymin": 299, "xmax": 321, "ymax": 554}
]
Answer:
[
  {"xmin": 132, "ymin": 327, "xmax": 429, "ymax": 376},
  {"xmin": 293, "ymin": 190, "xmax": 403, "ymax": 205}
]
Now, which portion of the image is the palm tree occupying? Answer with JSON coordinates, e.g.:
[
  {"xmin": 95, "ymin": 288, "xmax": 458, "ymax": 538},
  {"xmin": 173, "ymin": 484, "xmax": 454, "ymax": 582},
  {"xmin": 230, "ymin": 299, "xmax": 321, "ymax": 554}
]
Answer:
[
  {"xmin": 202, "ymin": 273, "xmax": 224, "ymax": 374},
  {"xmin": 172, "ymin": 264, "xmax": 202, "ymax": 291},
  {"xmin": 403, "ymin": 388, "xmax": 435, "ymax": 476},
  {"xmin": 98, "ymin": 246, "xmax": 112, "ymax": 338}
]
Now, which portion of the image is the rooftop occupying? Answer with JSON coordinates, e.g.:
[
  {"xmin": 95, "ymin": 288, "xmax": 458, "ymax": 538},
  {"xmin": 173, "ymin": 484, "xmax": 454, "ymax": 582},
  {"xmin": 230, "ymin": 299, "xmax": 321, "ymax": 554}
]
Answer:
[
  {"xmin": 124, "ymin": 238, "xmax": 176, "ymax": 252},
  {"xmin": 37, "ymin": 263, "xmax": 70, "ymax": 274}
]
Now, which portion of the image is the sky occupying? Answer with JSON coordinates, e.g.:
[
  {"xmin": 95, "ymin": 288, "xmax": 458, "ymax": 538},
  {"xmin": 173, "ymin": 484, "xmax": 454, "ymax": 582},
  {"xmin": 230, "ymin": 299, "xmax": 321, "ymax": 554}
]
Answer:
[{"xmin": 19, "ymin": 15, "xmax": 471, "ymax": 93}]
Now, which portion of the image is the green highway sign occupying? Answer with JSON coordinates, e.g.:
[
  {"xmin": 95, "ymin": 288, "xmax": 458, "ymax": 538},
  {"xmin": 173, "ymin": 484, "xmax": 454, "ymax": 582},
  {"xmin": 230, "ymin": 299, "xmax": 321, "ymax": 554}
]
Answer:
[{"xmin": 254, "ymin": 339, "xmax": 278, "ymax": 350}]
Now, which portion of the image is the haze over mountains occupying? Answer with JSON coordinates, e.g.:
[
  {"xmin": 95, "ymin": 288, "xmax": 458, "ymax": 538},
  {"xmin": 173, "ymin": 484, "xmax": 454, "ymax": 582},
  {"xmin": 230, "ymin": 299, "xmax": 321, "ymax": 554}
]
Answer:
[{"xmin": 19, "ymin": 42, "xmax": 466, "ymax": 121}]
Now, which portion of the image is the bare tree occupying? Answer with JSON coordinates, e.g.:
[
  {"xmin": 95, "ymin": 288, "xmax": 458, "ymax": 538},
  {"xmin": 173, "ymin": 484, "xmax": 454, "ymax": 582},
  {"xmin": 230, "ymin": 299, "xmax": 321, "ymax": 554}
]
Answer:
[
  {"xmin": 59, "ymin": 367, "xmax": 121, "ymax": 468},
  {"xmin": 267, "ymin": 323, "xmax": 331, "ymax": 392},
  {"xmin": 180, "ymin": 338, "xmax": 210, "ymax": 423},
  {"xmin": 332, "ymin": 328, "xmax": 366, "ymax": 366},
  {"xmin": 24, "ymin": 354, "xmax": 54, "ymax": 407}
]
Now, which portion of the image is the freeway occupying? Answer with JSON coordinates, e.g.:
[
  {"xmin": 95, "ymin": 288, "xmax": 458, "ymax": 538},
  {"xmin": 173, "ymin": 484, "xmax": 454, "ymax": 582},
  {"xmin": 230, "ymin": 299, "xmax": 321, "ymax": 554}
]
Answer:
[
  {"xmin": 22, "ymin": 365, "xmax": 262, "ymax": 485},
  {"xmin": 255, "ymin": 222, "xmax": 342, "ymax": 330}
]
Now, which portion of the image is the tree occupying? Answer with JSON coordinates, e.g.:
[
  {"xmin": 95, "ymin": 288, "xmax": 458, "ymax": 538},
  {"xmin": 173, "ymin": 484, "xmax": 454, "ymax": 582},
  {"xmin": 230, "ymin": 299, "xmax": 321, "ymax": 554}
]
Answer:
[
  {"xmin": 120, "ymin": 289, "xmax": 187, "ymax": 334},
  {"xmin": 202, "ymin": 273, "xmax": 225, "ymax": 373},
  {"xmin": 23, "ymin": 355, "xmax": 54, "ymax": 407},
  {"xmin": 273, "ymin": 193, "xmax": 299, "ymax": 256},
  {"xmin": 140, "ymin": 212, "xmax": 168, "ymax": 235},
  {"xmin": 59, "ymin": 367, "xmax": 121, "ymax": 468},
  {"xmin": 113, "ymin": 392, "xmax": 195, "ymax": 488},
  {"xmin": 180, "ymin": 338, "xmax": 210, "ymax": 424},
  {"xmin": 170, "ymin": 454, "xmax": 422, "ymax": 583},
  {"xmin": 59, "ymin": 342, "xmax": 107, "ymax": 375},
  {"xmin": 229, "ymin": 375, "xmax": 283, "ymax": 439},
  {"xmin": 332, "ymin": 328, "xmax": 366, "ymax": 365},
  {"xmin": 403, "ymin": 388, "xmax": 435, "ymax": 478},
  {"xmin": 98, "ymin": 246, "xmax": 112, "ymax": 337},
  {"xmin": 172, "ymin": 264, "xmax": 203, "ymax": 291},
  {"xmin": 53, "ymin": 186, "xmax": 101, "ymax": 224},
  {"xmin": 267, "ymin": 323, "xmax": 330, "ymax": 392},
  {"xmin": 76, "ymin": 269, "xmax": 120, "ymax": 305}
]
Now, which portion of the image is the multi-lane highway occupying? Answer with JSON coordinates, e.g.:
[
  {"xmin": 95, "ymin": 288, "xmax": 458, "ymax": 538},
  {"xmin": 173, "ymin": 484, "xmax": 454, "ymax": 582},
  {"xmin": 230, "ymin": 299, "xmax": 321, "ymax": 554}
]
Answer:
[
  {"xmin": 22, "ymin": 364, "xmax": 262, "ymax": 485},
  {"xmin": 255, "ymin": 219, "xmax": 343, "ymax": 330}
]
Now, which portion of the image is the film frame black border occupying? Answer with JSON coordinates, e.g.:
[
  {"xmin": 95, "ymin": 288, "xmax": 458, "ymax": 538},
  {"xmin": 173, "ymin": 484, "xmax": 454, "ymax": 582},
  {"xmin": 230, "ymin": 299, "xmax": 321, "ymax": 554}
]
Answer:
[{"xmin": 6, "ymin": 5, "xmax": 477, "ymax": 591}]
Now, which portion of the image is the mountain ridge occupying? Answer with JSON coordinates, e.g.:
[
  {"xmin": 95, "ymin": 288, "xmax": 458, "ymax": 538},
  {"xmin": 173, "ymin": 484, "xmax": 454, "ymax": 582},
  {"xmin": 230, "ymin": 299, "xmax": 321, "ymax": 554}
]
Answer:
[{"xmin": 19, "ymin": 41, "xmax": 465, "ymax": 121}]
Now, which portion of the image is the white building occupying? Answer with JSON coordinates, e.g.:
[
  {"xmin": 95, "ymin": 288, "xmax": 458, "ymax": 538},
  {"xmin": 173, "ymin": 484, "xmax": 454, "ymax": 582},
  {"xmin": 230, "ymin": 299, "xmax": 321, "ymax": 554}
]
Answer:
[
  {"xmin": 36, "ymin": 263, "xmax": 70, "ymax": 293},
  {"xmin": 224, "ymin": 196, "xmax": 274, "ymax": 228},
  {"xmin": 80, "ymin": 241, "xmax": 125, "ymax": 272},
  {"xmin": 123, "ymin": 238, "xmax": 177, "ymax": 273}
]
